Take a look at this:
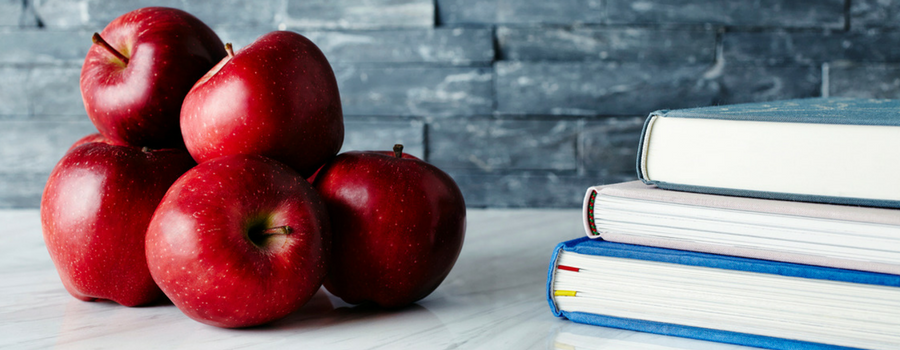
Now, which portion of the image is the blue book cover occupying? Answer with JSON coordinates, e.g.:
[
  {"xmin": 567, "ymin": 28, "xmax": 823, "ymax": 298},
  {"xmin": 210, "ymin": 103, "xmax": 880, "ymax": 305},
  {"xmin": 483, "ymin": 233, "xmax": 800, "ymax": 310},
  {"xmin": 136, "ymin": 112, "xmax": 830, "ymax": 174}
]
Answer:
[
  {"xmin": 635, "ymin": 97, "xmax": 900, "ymax": 208},
  {"xmin": 547, "ymin": 237, "xmax": 900, "ymax": 350},
  {"xmin": 643, "ymin": 98, "xmax": 900, "ymax": 126}
]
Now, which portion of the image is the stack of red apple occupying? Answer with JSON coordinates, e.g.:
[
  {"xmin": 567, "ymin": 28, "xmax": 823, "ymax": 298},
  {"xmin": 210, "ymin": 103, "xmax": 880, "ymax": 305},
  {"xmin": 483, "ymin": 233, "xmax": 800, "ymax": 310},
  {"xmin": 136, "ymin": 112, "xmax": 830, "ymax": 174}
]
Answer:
[{"xmin": 40, "ymin": 7, "xmax": 466, "ymax": 328}]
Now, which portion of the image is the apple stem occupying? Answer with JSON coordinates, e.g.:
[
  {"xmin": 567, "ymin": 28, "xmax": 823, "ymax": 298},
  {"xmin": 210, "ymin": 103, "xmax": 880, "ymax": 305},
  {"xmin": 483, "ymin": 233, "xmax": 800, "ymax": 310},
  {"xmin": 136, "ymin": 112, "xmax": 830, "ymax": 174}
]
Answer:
[
  {"xmin": 261, "ymin": 226, "xmax": 293, "ymax": 235},
  {"xmin": 393, "ymin": 144, "xmax": 403, "ymax": 158},
  {"xmin": 225, "ymin": 43, "xmax": 235, "ymax": 58},
  {"xmin": 92, "ymin": 33, "xmax": 129, "ymax": 65}
]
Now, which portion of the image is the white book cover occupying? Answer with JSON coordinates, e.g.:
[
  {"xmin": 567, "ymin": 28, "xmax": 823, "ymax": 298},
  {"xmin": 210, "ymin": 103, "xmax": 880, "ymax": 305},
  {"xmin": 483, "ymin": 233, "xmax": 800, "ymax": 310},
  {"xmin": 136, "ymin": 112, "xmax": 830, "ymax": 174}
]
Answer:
[{"xmin": 583, "ymin": 181, "xmax": 900, "ymax": 275}]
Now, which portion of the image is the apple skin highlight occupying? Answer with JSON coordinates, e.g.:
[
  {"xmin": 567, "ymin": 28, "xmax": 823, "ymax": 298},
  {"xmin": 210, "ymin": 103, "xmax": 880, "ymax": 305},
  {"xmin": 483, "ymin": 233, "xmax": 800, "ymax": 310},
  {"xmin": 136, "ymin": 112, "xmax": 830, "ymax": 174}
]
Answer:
[
  {"xmin": 180, "ymin": 31, "xmax": 344, "ymax": 178},
  {"xmin": 146, "ymin": 155, "xmax": 331, "ymax": 328},
  {"xmin": 41, "ymin": 141, "xmax": 196, "ymax": 307},
  {"xmin": 80, "ymin": 7, "xmax": 227, "ymax": 149},
  {"xmin": 314, "ymin": 145, "xmax": 466, "ymax": 308}
]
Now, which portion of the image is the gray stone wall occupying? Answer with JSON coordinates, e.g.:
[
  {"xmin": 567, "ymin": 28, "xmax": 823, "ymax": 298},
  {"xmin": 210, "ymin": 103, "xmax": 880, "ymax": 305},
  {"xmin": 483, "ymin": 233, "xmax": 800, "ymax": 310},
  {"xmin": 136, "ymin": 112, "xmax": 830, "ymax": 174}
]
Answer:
[{"xmin": 1, "ymin": 0, "xmax": 897, "ymax": 208}]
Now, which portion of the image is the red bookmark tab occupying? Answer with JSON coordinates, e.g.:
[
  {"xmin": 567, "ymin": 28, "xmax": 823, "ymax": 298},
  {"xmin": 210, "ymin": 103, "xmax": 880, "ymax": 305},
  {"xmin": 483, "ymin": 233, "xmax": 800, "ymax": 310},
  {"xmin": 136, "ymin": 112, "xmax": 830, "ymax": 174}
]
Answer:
[{"xmin": 558, "ymin": 265, "xmax": 580, "ymax": 272}]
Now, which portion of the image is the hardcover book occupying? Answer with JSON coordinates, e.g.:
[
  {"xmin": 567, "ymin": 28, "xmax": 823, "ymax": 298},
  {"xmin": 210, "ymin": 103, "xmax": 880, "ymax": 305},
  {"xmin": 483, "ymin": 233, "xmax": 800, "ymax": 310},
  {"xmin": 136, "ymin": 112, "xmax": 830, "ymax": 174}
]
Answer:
[
  {"xmin": 547, "ymin": 237, "xmax": 900, "ymax": 350},
  {"xmin": 583, "ymin": 181, "xmax": 900, "ymax": 275},
  {"xmin": 636, "ymin": 97, "xmax": 900, "ymax": 208}
]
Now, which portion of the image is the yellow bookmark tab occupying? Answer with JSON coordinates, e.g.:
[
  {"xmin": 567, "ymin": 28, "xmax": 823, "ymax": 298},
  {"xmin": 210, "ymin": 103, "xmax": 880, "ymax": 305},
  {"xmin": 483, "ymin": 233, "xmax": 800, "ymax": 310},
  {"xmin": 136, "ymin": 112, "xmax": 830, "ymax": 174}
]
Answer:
[
  {"xmin": 554, "ymin": 290, "xmax": 577, "ymax": 297},
  {"xmin": 554, "ymin": 341, "xmax": 576, "ymax": 350}
]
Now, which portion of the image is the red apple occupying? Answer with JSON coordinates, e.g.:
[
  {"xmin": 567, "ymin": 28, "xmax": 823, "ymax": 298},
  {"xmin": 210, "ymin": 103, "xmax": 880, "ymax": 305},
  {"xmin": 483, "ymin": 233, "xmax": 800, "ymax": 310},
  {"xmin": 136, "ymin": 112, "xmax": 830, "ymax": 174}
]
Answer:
[
  {"xmin": 80, "ymin": 7, "xmax": 227, "ymax": 148},
  {"xmin": 146, "ymin": 155, "xmax": 330, "ymax": 328},
  {"xmin": 180, "ymin": 31, "xmax": 344, "ymax": 178},
  {"xmin": 313, "ymin": 145, "xmax": 466, "ymax": 308},
  {"xmin": 66, "ymin": 133, "xmax": 123, "ymax": 152},
  {"xmin": 41, "ymin": 141, "xmax": 195, "ymax": 307}
]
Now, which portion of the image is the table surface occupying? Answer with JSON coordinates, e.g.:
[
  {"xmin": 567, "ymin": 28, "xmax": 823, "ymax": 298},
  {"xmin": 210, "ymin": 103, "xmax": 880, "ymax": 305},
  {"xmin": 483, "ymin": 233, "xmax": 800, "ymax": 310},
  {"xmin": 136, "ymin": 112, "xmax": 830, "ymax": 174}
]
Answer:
[{"xmin": 0, "ymin": 209, "xmax": 754, "ymax": 350}]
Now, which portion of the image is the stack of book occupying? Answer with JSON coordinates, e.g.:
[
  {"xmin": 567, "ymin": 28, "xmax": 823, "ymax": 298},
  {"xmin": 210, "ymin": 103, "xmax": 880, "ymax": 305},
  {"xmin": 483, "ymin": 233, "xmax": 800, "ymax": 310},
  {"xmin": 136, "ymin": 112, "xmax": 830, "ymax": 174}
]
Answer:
[{"xmin": 546, "ymin": 98, "xmax": 900, "ymax": 350}]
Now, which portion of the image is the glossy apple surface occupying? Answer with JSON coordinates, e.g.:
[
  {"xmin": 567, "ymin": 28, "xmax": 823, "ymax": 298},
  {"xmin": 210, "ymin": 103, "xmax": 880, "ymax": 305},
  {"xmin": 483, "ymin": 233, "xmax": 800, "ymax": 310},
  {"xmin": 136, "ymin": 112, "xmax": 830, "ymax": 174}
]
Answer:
[
  {"xmin": 313, "ymin": 145, "xmax": 466, "ymax": 308},
  {"xmin": 80, "ymin": 7, "xmax": 226, "ymax": 148},
  {"xmin": 180, "ymin": 31, "xmax": 344, "ymax": 177},
  {"xmin": 41, "ymin": 141, "xmax": 195, "ymax": 306},
  {"xmin": 66, "ymin": 132, "xmax": 127, "ymax": 153},
  {"xmin": 146, "ymin": 155, "xmax": 330, "ymax": 328}
]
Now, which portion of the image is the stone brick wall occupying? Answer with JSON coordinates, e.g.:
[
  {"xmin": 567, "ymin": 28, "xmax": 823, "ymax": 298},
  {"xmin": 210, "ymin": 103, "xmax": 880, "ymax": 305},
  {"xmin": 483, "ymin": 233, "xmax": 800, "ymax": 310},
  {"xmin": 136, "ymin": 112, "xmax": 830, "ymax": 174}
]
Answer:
[{"xmin": 1, "ymin": 0, "xmax": 897, "ymax": 208}]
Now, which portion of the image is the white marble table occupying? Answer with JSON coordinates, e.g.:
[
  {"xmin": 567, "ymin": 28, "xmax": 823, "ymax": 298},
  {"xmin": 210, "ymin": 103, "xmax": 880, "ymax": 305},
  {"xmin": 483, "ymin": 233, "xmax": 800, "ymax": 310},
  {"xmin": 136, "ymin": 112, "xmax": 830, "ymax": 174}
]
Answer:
[{"xmin": 0, "ymin": 209, "xmax": 753, "ymax": 349}]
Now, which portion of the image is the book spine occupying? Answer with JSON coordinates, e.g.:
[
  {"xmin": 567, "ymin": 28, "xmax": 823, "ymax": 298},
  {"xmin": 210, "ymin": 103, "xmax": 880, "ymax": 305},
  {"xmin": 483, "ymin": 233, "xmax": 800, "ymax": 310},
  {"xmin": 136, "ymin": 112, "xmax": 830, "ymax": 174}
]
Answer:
[
  {"xmin": 582, "ymin": 187, "xmax": 601, "ymax": 238},
  {"xmin": 545, "ymin": 242, "xmax": 566, "ymax": 317},
  {"xmin": 635, "ymin": 112, "xmax": 660, "ymax": 184}
]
